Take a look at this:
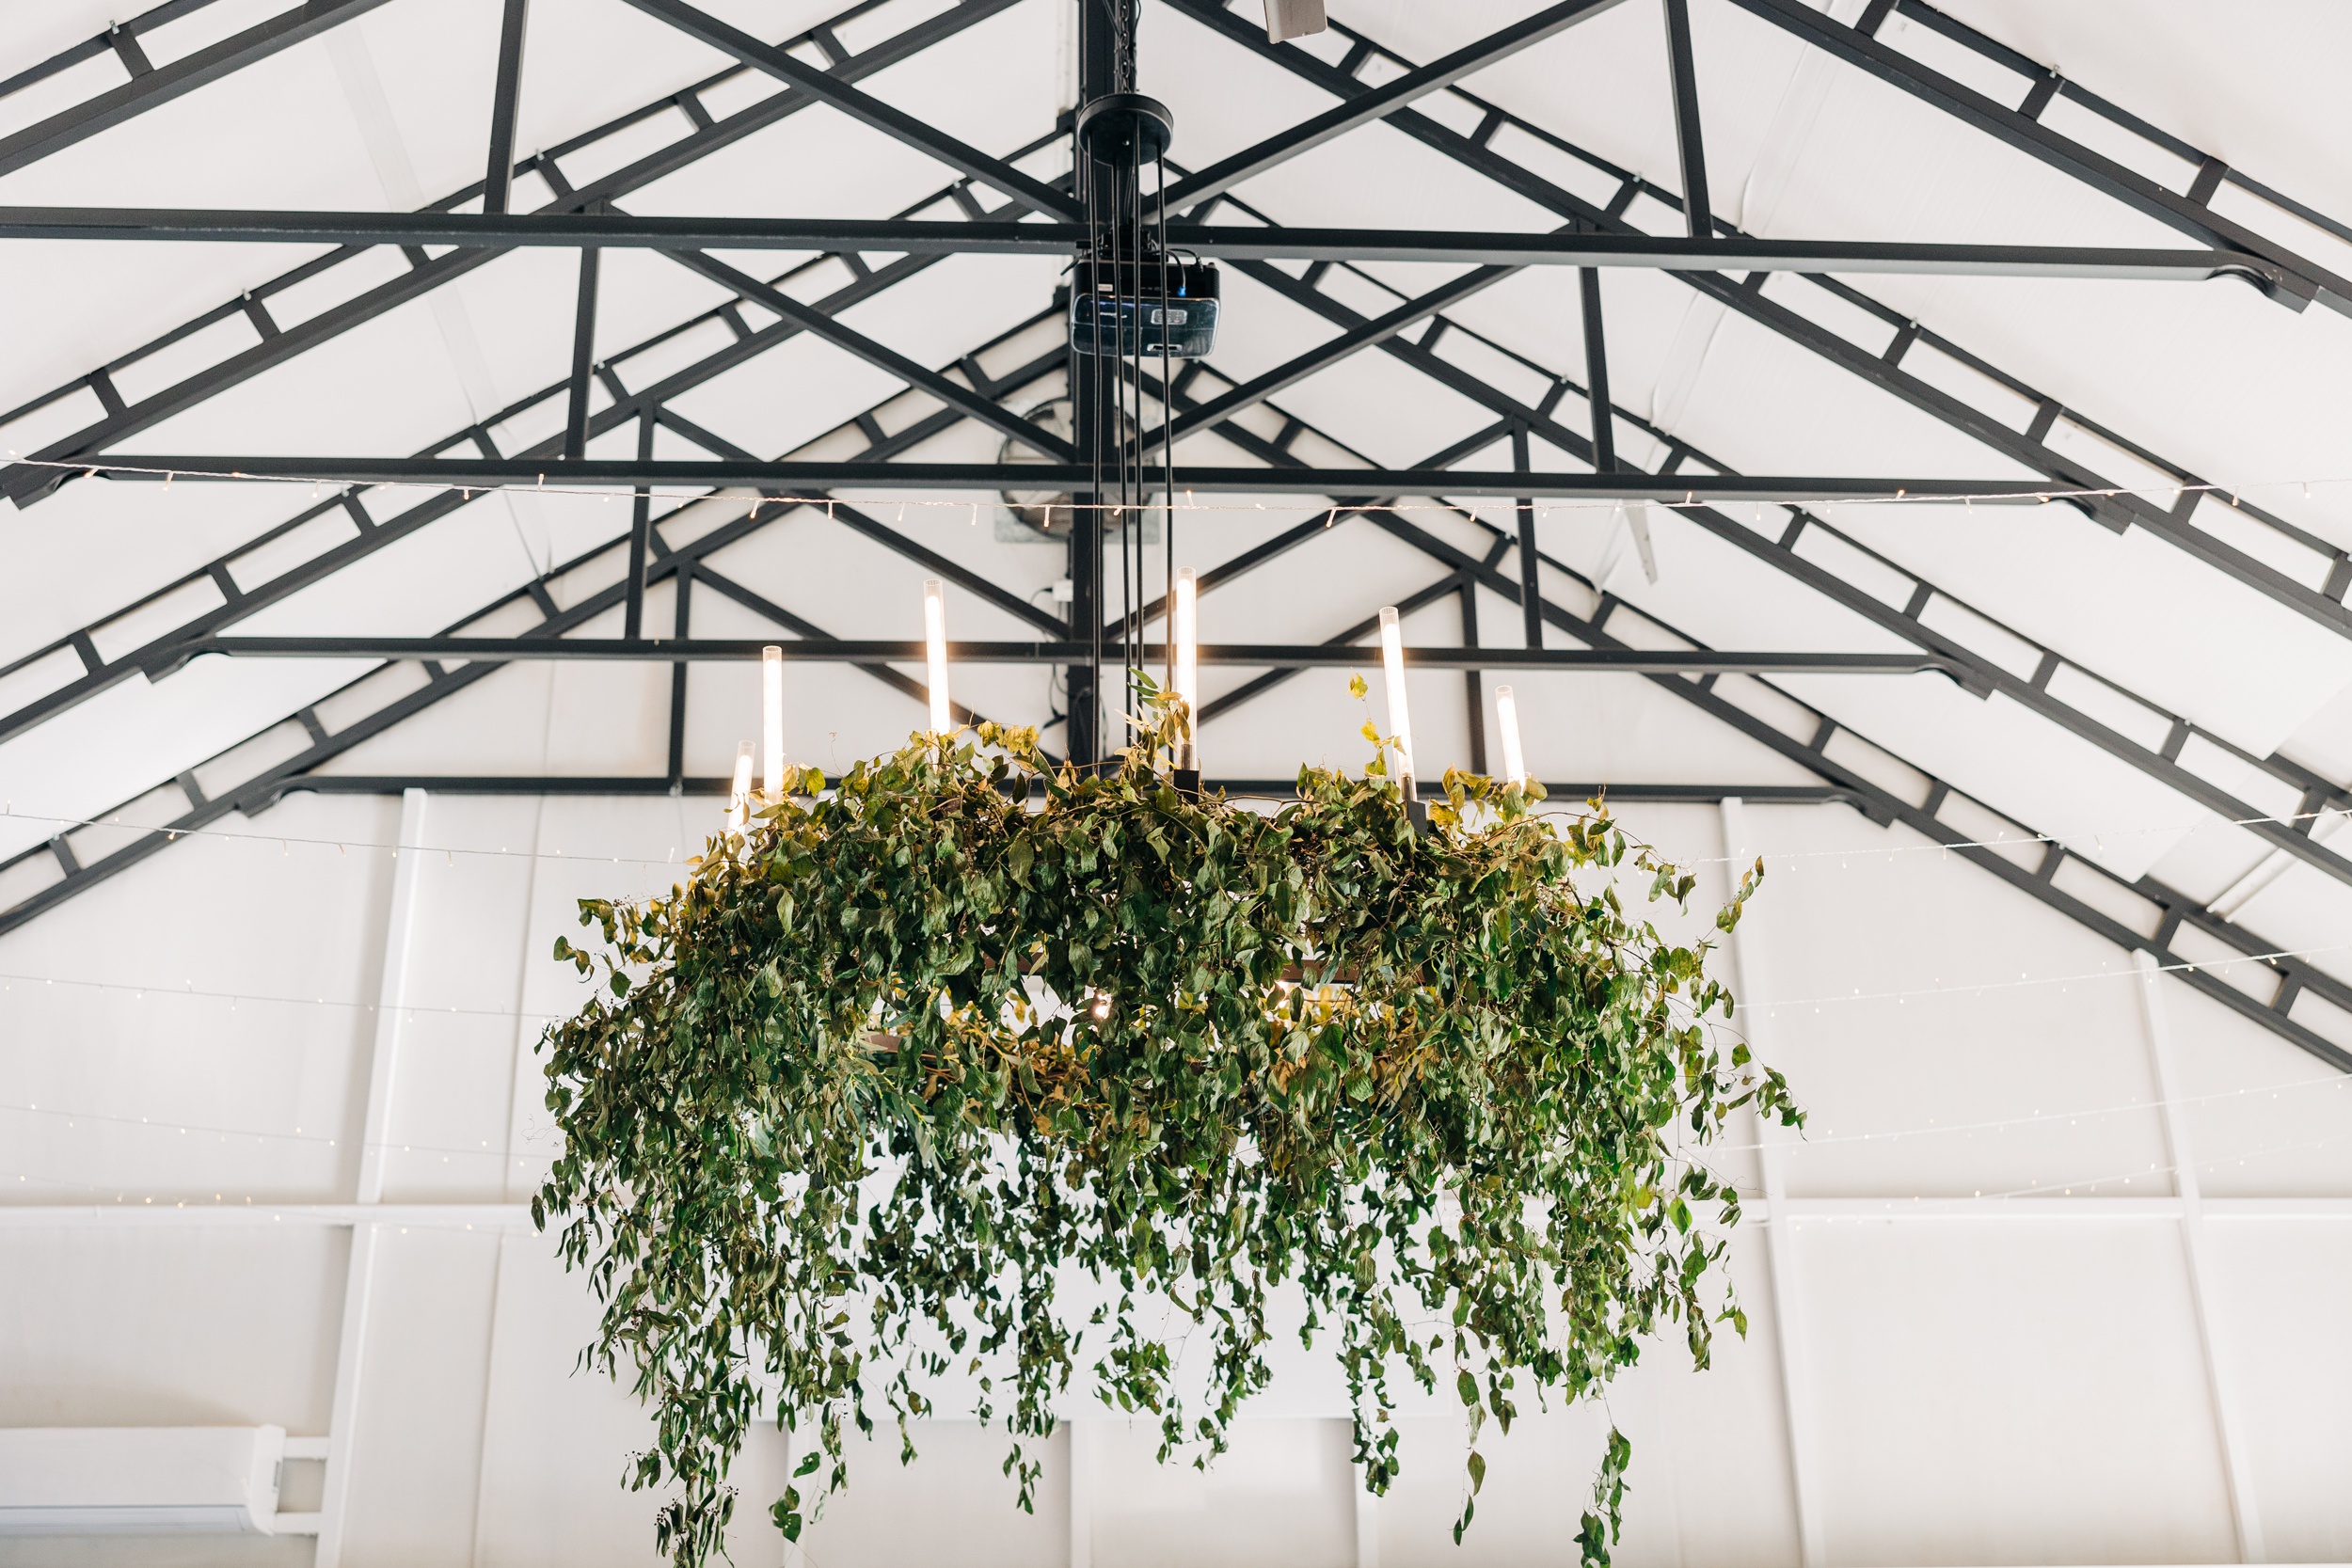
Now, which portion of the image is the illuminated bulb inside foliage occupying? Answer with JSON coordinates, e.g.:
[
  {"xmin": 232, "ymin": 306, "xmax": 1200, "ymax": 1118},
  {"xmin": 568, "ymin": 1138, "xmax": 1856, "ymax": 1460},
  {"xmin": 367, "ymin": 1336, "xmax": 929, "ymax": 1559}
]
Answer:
[
  {"xmin": 1088, "ymin": 992, "xmax": 1110, "ymax": 1022},
  {"xmin": 1172, "ymin": 566, "xmax": 1199, "ymax": 759},
  {"xmin": 1377, "ymin": 606, "xmax": 1416, "ymax": 794},
  {"xmin": 922, "ymin": 578, "xmax": 951, "ymax": 736},
  {"xmin": 762, "ymin": 645, "xmax": 784, "ymax": 800},
  {"xmin": 727, "ymin": 740, "xmax": 754, "ymax": 832},
  {"xmin": 1494, "ymin": 684, "xmax": 1527, "ymax": 788}
]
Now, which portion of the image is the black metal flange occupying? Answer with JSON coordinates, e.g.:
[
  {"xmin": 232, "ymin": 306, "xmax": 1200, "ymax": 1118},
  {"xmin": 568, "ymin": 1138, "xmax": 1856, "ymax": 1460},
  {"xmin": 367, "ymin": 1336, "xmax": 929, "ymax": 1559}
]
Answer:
[{"xmin": 1076, "ymin": 92, "xmax": 1174, "ymax": 166}]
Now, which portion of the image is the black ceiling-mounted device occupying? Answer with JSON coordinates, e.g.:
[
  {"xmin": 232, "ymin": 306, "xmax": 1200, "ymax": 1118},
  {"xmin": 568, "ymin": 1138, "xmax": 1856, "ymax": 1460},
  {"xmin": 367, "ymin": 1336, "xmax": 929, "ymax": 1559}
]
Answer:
[
  {"xmin": 1071, "ymin": 255, "xmax": 1219, "ymax": 359},
  {"xmin": 1075, "ymin": 90, "xmax": 1173, "ymax": 166},
  {"xmin": 1068, "ymin": 89, "xmax": 1219, "ymax": 360}
]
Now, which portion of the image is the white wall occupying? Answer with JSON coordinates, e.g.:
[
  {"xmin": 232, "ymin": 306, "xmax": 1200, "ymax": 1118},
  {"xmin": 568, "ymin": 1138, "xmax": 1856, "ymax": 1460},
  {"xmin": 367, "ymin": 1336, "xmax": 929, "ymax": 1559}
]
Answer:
[{"xmin": 4, "ymin": 725, "xmax": 2347, "ymax": 1568}]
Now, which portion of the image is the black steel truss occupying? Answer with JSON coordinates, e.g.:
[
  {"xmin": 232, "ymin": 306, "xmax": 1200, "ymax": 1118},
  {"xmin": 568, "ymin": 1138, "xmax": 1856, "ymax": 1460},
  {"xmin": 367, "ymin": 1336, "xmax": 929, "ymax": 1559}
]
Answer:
[
  {"xmin": 0, "ymin": 0, "xmax": 2344, "ymax": 1072},
  {"xmin": 1160, "ymin": 0, "xmax": 2352, "ymax": 636},
  {"xmin": 1187, "ymin": 228, "xmax": 2352, "ymax": 895},
  {"xmin": 0, "ymin": 0, "xmax": 1028, "ymax": 506},
  {"xmin": 0, "ymin": 210, "xmax": 2304, "ymax": 290},
  {"xmin": 0, "ymin": 0, "xmax": 395, "ymax": 179},
  {"xmin": 154, "ymin": 638, "xmax": 1964, "ymax": 675},
  {"xmin": 1729, "ymin": 0, "xmax": 2352, "ymax": 316},
  {"xmin": 7, "ymin": 275, "xmax": 2345, "ymax": 1074},
  {"xmin": 55, "ymin": 455, "xmax": 2038, "ymax": 501}
]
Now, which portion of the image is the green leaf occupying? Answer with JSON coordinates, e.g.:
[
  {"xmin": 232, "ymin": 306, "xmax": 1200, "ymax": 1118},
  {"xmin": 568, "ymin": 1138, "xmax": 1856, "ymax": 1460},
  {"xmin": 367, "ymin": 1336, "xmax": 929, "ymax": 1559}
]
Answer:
[{"xmin": 530, "ymin": 718, "xmax": 1785, "ymax": 1568}]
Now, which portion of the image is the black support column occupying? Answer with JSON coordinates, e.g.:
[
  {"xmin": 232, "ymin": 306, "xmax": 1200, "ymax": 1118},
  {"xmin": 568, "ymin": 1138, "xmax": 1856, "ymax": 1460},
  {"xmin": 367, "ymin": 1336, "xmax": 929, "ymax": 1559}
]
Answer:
[
  {"xmin": 1661, "ymin": 0, "xmax": 1710, "ymax": 238},
  {"xmin": 1512, "ymin": 422, "xmax": 1541, "ymax": 648},
  {"xmin": 483, "ymin": 0, "xmax": 530, "ymax": 214},
  {"xmin": 1065, "ymin": 0, "xmax": 1118, "ymax": 767},
  {"xmin": 564, "ymin": 241, "xmax": 600, "ymax": 460},
  {"xmin": 1581, "ymin": 266, "xmax": 1614, "ymax": 472}
]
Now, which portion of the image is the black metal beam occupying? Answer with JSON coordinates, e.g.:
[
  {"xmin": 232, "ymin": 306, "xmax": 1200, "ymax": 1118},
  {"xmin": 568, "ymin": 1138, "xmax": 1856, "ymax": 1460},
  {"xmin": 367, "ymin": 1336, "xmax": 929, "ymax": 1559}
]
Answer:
[
  {"xmin": 1886, "ymin": 0, "xmax": 2352, "ymax": 259},
  {"xmin": 0, "ymin": 208, "xmax": 2301, "ymax": 285},
  {"xmin": 1580, "ymin": 268, "xmax": 1615, "ymax": 472},
  {"xmin": 71, "ymin": 456, "xmax": 2044, "ymax": 500},
  {"xmin": 1660, "ymin": 0, "xmax": 1709, "ymax": 239},
  {"xmin": 633, "ymin": 404, "xmax": 1069, "ymax": 637},
  {"xmin": 1161, "ymin": 0, "xmax": 1631, "ymax": 208},
  {"xmin": 482, "ymin": 0, "xmax": 530, "ymax": 215},
  {"xmin": 0, "ymin": 0, "xmax": 397, "ymax": 180},
  {"xmin": 1159, "ymin": 1, "xmax": 2351, "ymax": 634},
  {"xmin": 1205, "ymin": 228, "xmax": 2352, "ymax": 892},
  {"xmin": 563, "ymin": 245, "xmax": 600, "ymax": 460},
  {"xmin": 1512, "ymin": 424, "xmax": 1541, "ymax": 649},
  {"xmin": 1159, "ymin": 264, "xmax": 1518, "ymax": 443},
  {"xmin": 0, "ymin": 476, "xmax": 1049, "ymax": 937},
  {"xmin": 624, "ymin": 412, "xmax": 652, "ymax": 638},
  {"xmin": 1249, "ymin": 222, "xmax": 2352, "ymax": 900},
  {"xmin": 0, "ymin": 0, "xmax": 1027, "ymax": 508},
  {"xmin": 1459, "ymin": 576, "xmax": 1487, "ymax": 776},
  {"xmin": 614, "ymin": 0, "xmax": 1080, "ymax": 218},
  {"xmin": 661, "ymin": 249, "xmax": 1073, "ymax": 459},
  {"xmin": 0, "ymin": 2, "xmax": 225, "ymax": 103},
  {"xmin": 1721, "ymin": 0, "xmax": 2349, "ymax": 315},
  {"xmin": 0, "ymin": 207, "xmax": 1053, "ymax": 748},
  {"xmin": 162, "ymin": 638, "xmax": 1964, "ymax": 675},
  {"xmin": 1355, "ymin": 508, "xmax": 2352, "ymax": 1072}
]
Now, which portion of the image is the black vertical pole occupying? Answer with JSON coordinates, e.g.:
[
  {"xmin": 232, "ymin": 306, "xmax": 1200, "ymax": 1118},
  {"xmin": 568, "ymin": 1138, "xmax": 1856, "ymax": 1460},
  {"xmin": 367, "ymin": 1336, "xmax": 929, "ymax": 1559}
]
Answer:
[
  {"xmin": 1067, "ymin": 0, "xmax": 1118, "ymax": 768},
  {"xmin": 666, "ymin": 561, "xmax": 692, "ymax": 792},
  {"xmin": 1661, "ymin": 0, "xmax": 1710, "ymax": 240},
  {"xmin": 563, "ymin": 243, "xmax": 599, "ymax": 460},
  {"xmin": 624, "ymin": 411, "xmax": 652, "ymax": 639},
  {"xmin": 1513, "ymin": 422, "xmax": 1540, "ymax": 649},
  {"xmin": 1458, "ymin": 573, "xmax": 1486, "ymax": 776},
  {"xmin": 483, "ymin": 0, "xmax": 529, "ymax": 215},
  {"xmin": 1580, "ymin": 267, "xmax": 1615, "ymax": 473}
]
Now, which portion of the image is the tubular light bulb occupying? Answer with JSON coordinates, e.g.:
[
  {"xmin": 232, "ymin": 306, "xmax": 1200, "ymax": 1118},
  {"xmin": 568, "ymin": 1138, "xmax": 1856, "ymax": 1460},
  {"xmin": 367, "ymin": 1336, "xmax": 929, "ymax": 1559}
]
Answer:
[
  {"xmin": 1172, "ymin": 566, "xmax": 1200, "ymax": 753},
  {"xmin": 1494, "ymin": 684, "xmax": 1527, "ymax": 788},
  {"xmin": 761, "ymin": 645, "xmax": 784, "ymax": 800},
  {"xmin": 727, "ymin": 740, "xmax": 755, "ymax": 832},
  {"xmin": 922, "ymin": 578, "xmax": 952, "ymax": 735},
  {"xmin": 1377, "ymin": 606, "xmax": 1416, "ymax": 791}
]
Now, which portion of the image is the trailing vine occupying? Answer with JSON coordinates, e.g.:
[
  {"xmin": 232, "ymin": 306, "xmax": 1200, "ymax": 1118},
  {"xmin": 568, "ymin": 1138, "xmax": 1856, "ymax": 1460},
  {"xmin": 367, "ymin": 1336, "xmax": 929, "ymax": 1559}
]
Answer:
[{"xmin": 536, "ymin": 690, "xmax": 1798, "ymax": 1567}]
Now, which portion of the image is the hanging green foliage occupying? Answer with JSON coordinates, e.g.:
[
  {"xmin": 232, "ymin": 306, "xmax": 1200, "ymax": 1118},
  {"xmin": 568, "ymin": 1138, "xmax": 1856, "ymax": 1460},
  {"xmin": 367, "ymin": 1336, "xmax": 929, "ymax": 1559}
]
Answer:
[{"xmin": 535, "ymin": 690, "xmax": 1798, "ymax": 1568}]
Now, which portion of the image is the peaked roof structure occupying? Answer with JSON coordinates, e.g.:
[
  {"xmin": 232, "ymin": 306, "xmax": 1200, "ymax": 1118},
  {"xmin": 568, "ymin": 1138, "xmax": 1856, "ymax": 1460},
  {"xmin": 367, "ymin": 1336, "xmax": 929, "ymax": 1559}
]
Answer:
[
  {"xmin": 4, "ymin": 0, "xmax": 2347, "ymax": 1069},
  {"xmin": 6, "ymin": 7, "xmax": 2352, "ymax": 1565}
]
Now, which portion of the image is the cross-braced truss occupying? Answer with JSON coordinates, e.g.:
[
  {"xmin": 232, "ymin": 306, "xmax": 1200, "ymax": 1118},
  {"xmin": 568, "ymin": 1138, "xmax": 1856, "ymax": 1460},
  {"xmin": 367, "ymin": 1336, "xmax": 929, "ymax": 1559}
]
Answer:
[{"xmin": 1, "ymin": 0, "xmax": 2347, "ymax": 1071}]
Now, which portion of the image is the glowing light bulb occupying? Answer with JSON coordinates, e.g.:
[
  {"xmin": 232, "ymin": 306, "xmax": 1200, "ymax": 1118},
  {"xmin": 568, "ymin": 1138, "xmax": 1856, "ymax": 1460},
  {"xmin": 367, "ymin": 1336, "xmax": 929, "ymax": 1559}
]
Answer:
[
  {"xmin": 1172, "ymin": 566, "xmax": 1199, "ymax": 761},
  {"xmin": 1494, "ymin": 684, "xmax": 1527, "ymax": 788},
  {"xmin": 762, "ymin": 645, "xmax": 784, "ymax": 800},
  {"xmin": 1378, "ymin": 605, "xmax": 1415, "ymax": 794},
  {"xmin": 922, "ymin": 578, "xmax": 951, "ymax": 735},
  {"xmin": 727, "ymin": 740, "xmax": 754, "ymax": 832}
]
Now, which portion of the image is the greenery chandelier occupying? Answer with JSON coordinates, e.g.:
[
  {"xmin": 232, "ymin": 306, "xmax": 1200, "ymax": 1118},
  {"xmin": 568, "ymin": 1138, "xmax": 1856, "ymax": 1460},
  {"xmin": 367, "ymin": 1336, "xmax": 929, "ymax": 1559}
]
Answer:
[{"xmin": 536, "ymin": 691, "xmax": 1797, "ymax": 1568}]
